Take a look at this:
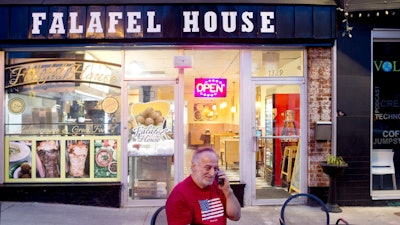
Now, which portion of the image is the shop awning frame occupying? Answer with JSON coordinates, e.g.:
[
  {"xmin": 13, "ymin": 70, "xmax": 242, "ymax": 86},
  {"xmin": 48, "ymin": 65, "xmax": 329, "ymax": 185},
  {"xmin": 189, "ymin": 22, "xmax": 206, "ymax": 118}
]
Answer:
[{"xmin": 0, "ymin": 0, "xmax": 337, "ymax": 5}]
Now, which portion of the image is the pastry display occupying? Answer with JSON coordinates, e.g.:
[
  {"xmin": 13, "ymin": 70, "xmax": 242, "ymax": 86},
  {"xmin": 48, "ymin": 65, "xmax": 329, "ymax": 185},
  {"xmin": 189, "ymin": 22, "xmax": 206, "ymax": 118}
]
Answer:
[{"xmin": 131, "ymin": 101, "xmax": 170, "ymax": 127}]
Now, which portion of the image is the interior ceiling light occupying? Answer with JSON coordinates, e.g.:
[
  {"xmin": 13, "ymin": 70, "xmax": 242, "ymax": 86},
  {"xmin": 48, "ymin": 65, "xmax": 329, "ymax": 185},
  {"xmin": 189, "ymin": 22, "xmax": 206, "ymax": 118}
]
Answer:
[{"xmin": 220, "ymin": 101, "xmax": 227, "ymax": 109}]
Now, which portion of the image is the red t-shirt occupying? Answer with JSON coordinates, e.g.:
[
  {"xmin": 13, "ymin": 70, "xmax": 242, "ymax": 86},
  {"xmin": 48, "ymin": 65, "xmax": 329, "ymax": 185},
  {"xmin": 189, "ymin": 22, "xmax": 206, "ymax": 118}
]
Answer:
[{"xmin": 166, "ymin": 176, "xmax": 227, "ymax": 225}]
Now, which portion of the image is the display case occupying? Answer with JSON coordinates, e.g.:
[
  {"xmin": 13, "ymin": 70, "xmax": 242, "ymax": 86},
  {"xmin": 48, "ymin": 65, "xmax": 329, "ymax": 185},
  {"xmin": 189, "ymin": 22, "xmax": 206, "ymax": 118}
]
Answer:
[{"xmin": 129, "ymin": 155, "xmax": 173, "ymax": 199}]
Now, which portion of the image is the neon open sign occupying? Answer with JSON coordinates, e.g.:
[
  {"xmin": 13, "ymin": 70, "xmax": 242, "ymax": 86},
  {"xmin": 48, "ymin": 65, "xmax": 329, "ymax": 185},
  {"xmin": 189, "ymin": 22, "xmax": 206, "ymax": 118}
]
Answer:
[{"xmin": 194, "ymin": 78, "xmax": 227, "ymax": 97}]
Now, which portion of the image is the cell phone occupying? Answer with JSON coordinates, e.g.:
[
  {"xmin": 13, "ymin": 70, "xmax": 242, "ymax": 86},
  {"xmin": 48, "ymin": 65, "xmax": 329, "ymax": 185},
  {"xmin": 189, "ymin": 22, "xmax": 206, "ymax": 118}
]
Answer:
[{"xmin": 217, "ymin": 172, "xmax": 224, "ymax": 186}]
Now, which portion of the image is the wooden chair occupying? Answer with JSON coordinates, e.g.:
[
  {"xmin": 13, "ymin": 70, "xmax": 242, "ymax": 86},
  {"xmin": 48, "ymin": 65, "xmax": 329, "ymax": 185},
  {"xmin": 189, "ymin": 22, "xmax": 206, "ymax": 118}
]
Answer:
[
  {"xmin": 224, "ymin": 138, "xmax": 239, "ymax": 170},
  {"xmin": 281, "ymin": 145, "xmax": 298, "ymax": 183}
]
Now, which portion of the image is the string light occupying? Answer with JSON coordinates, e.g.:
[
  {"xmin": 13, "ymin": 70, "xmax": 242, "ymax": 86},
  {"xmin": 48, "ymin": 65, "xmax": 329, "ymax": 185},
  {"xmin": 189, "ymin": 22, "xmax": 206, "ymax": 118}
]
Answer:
[
  {"xmin": 353, "ymin": 10, "xmax": 398, "ymax": 18},
  {"xmin": 338, "ymin": 8, "xmax": 353, "ymax": 38},
  {"xmin": 338, "ymin": 7, "xmax": 399, "ymax": 38}
]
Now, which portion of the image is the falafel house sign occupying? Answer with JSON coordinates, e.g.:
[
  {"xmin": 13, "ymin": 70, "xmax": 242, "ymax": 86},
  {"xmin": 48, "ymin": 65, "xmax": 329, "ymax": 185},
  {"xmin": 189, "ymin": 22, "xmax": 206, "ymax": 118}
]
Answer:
[{"xmin": 26, "ymin": 5, "xmax": 275, "ymax": 39}]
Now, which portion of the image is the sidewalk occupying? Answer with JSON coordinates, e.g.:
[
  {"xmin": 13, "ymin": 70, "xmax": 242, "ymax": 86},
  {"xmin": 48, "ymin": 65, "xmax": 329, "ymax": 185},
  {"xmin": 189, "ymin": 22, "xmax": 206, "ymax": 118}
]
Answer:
[{"xmin": 1, "ymin": 201, "xmax": 400, "ymax": 225}]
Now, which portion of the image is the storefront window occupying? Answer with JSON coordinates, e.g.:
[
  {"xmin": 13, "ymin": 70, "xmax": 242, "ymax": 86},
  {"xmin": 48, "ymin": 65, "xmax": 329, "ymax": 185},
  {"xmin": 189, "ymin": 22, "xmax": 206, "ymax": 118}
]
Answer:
[
  {"xmin": 252, "ymin": 50, "xmax": 304, "ymax": 77},
  {"xmin": 126, "ymin": 84, "xmax": 175, "ymax": 200},
  {"xmin": 372, "ymin": 41, "xmax": 400, "ymax": 193},
  {"xmin": 182, "ymin": 49, "xmax": 240, "ymax": 182},
  {"xmin": 4, "ymin": 50, "xmax": 122, "ymax": 182}
]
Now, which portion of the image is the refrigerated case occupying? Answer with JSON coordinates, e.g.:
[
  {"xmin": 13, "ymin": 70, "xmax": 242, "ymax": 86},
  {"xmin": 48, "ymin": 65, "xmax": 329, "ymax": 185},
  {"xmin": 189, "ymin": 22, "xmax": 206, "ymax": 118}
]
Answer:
[{"xmin": 129, "ymin": 155, "xmax": 173, "ymax": 199}]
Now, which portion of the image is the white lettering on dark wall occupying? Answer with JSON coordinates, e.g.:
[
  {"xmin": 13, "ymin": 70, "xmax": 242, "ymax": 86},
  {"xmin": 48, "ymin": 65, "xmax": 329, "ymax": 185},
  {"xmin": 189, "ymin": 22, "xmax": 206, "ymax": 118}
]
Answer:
[
  {"xmin": 32, "ymin": 11, "xmax": 161, "ymax": 35},
  {"xmin": 31, "ymin": 10, "xmax": 275, "ymax": 36},
  {"xmin": 183, "ymin": 11, "xmax": 275, "ymax": 33},
  {"xmin": 70, "ymin": 12, "xmax": 83, "ymax": 33}
]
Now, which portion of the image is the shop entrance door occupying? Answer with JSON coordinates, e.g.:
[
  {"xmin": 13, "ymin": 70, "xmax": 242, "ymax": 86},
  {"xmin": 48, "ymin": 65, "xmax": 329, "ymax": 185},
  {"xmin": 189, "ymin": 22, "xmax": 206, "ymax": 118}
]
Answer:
[
  {"xmin": 251, "ymin": 82, "xmax": 304, "ymax": 205},
  {"xmin": 121, "ymin": 80, "xmax": 178, "ymax": 206}
]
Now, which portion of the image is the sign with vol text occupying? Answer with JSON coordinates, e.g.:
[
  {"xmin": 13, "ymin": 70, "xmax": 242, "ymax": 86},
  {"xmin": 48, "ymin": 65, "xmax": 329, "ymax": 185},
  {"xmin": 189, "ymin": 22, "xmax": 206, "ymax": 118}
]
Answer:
[{"xmin": 373, "ymin": 42, "xmax": 400, "ymax": 149}]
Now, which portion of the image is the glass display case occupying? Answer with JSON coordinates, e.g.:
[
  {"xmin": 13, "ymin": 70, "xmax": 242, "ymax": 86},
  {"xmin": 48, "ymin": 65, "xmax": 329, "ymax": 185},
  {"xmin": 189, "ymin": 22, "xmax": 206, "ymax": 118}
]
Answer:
[{"xmin": 129, "ymin": 155, "xmax": 173, "ymax": 199}]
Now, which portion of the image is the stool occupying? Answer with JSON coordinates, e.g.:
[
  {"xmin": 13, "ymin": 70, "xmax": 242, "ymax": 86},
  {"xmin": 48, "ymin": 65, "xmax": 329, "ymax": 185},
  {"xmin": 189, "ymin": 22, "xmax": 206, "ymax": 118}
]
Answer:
[{"xmin": 281, "ymin": 145, "xmax": 298, "ymax": 182}]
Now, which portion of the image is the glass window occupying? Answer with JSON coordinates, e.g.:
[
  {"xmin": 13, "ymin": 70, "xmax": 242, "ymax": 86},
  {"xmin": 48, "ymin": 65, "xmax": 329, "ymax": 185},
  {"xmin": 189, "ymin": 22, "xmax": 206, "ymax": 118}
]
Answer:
[
  {"xmin": 126, "ymin": 84, "xmax": 175, "ymax": 200},
  {"xmin": 4, "ymin": 50, "xmax": 122, "ymax": 182},
  {"xmin": 252, "ymin": 50, "xmax": 304, "ymax": 77},
  {"xmin": 182, "ymin": 49, "xmax": 240, "ymax": 183},
  {"xmin": 371, "ymin": 40, "xmax": 400, "ymax": 193}
]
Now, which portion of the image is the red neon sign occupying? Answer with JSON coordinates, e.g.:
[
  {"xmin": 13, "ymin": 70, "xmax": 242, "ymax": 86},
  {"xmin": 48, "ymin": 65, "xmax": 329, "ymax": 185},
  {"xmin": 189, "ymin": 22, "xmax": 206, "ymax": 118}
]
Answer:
[{"xmin": 194, "ymin": 78, "xmax": 227, "ymax": 97}]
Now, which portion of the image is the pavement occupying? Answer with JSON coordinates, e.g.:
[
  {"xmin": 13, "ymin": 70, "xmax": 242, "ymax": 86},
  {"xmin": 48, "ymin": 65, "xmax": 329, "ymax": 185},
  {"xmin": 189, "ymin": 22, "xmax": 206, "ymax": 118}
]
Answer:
[{"xmin": 1, "ymin": 201, "xmax": 400, "ymax": 225}]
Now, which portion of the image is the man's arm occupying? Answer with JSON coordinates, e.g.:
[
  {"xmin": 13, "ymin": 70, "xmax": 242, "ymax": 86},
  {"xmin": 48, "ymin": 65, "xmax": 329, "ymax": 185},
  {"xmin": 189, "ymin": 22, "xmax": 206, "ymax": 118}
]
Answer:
[
  {"xmin": 222, "ymin": 187, "xmax": 241, "ymax": 221},
  {"xmin": 218, "ymin": 171, "xmax": 241, "ymax": 221},
  {"xmin": 165, "ymin": 192, "xmax": 193, "ymax": 225}
]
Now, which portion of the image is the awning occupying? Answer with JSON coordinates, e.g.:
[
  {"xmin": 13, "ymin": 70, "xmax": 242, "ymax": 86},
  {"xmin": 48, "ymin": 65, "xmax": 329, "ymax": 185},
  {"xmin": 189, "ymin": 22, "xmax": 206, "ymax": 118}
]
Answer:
[{"xmin": 0, "ymin": 0, "xmax": 337, "ymax": 6}]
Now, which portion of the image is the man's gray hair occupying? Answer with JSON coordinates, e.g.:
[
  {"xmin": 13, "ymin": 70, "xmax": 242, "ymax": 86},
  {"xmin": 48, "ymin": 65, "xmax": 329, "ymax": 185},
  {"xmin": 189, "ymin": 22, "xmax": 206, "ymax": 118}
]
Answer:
[{"xmin": 192, "ymin": 147, "xmax": 218, "ymax": 164}]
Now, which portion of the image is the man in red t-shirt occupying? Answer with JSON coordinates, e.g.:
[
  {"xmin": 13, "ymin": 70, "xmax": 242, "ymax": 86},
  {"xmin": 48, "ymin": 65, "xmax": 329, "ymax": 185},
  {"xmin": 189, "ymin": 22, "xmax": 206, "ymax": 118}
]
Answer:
[{"xmin": 166, "ymin": 147, "xmax": 241, "ymax": 225}]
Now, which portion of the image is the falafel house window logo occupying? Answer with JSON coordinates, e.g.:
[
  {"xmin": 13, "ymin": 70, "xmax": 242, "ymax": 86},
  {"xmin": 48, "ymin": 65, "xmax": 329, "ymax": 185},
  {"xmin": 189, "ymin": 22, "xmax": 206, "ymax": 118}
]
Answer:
[
  {"xmin": 128, "ymin": 100, "xmax": 174, "ymax": 156},
  {"xmin": 130, "ymin": 101, "xmax": 172, "ymax": 142},
  {"xmin": 194, "ymin": 78, "xmax": 227, "ymax": 97}
]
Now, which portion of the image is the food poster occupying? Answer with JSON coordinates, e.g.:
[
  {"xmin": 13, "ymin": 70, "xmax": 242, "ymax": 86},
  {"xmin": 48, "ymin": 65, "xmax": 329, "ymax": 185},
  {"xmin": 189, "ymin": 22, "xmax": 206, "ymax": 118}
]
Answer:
[
  {"xmin": 66, "ymin": 140, "xmax": 90, "ymax": 178},
  {"xmin": 94, "ymin": 139, "xmax": 118, "ymax": 178},
  {"xmin": 36, "ymin": 140, "xmax": 61, "ymax": 178},
  {"xmin": 128, "ymin": 100, "xmax": 174, "ymax": 156},
  {"xmin": 193, "ymin": 103, "xmax": 218, "ymax": 121},
  {"xmin": 8, "ymin": 140, "xmax": 32, "ymax": 179},
  {"xmin": 5, "ymin": 136, "xmax": 121, "ymax": 182}
]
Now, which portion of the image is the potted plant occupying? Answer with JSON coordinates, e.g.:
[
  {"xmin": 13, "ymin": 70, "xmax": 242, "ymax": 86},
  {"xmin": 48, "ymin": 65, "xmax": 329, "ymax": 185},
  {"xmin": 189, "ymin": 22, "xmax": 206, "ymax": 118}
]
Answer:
[
  {"xmin": 320, "ymin": 155, "xmax": 348, "ymax": 177},
  {"xmin": 320, "ymin": 154, "xmax": 348, "ymax": 213}
]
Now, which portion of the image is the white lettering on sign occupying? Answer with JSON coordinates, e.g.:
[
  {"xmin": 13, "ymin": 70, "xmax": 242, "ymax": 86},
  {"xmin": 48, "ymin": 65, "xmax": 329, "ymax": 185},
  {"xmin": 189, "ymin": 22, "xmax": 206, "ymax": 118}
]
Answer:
[
  {"xmin": 383, "ymin": 130, "xmax": 400, "ymax": 138},
  {"xmin": 221, "ymin": 11, "xmax": 237, "ymax": 33},
  {"xmin": 70, "ymin": 12, "xmax": 83, "ymax": 34},
  {"xmin": 32, "ymin": 11, "xmax": 161, "ymax": 35},
  {"xmin": 87, "ymin": 12, "xmax": 103, "ymax": 33},
  {"xmin": 260, "ymin": 12, "xmax": 274, "ymax": 33},
  {"xmin": 32, "ymin": 12, "xmax": 46, "ymax": 34},
  {"xmin": 183, "ymin": 11, "xmax": 200, "ymax": 32},
  {"xmin": 183, "ymin": 10, "xmax": 275, "ymax": 33},
  {"xmin": 126, "ymin": 12, "xmax": 141, "ymax": 33},
  {"xmin": 31, "ymin": 9, "xmax": 275, "ymax": 36},
  {"xmin": 241, "ymin": 11, "xmax": 254, "ymax": 32},
  {"xmin": 204, "ymin": 11, "xmax": 217, "ymax": 32},
  {"xmin": 108, "ymin": 12, "xmax": 123, "ymax": 33},
  {"xmin": 49, "ymin": 12, "xmax": 66, "ymax": 34},
  {"xmin": 147, "ymin": 11, "xmax": 161, "ymax": 33}
]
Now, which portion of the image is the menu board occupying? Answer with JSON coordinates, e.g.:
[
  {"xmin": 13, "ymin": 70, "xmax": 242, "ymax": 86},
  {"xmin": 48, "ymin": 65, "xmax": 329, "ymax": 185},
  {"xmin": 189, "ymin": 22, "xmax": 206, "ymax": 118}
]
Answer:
[
  {"xmin": 5, "ymin": 136, "xmax": 121, "ymax": 183},
  {"xmin": 372, "ymin": 42, "xmax": 400, "ymax": 149}
]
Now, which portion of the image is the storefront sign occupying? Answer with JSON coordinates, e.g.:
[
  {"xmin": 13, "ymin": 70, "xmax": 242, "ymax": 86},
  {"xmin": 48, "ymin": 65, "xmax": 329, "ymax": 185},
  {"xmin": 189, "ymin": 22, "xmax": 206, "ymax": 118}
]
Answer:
[
  {"xmin": 194, "ymin": 78, "xmax": 227, "ymax": 97},
  {"xmin": 30, "ymin": 9, "xmax": 275, "ymax": 37},
  {"xmin": 5, "ymin": 60, "xmax": 121, "ymax": 91},
  {"xmin": 0, "ymin": 5, "xmax": 336, "ymax": 42}
]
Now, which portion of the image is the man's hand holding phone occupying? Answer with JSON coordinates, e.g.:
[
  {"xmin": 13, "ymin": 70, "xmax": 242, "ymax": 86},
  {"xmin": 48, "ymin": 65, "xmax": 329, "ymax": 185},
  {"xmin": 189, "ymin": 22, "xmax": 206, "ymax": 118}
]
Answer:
[{"xmin": 216, "ymin": 169, "xmax": 226, "ymax": 187}]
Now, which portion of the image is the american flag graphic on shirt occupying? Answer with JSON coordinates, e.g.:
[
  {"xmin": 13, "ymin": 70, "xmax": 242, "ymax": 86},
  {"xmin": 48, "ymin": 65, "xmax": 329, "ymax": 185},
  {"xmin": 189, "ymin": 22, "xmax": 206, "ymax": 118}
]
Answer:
[{"xmin": 198, "ymin": 198, "xmax": 224, "ymax": 221}]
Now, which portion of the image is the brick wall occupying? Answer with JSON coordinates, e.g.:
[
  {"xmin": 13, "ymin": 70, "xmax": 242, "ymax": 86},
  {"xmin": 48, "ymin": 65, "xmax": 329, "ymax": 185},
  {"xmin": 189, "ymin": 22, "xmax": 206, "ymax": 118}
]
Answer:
[{"xmin": 307, "ymin": 47, "xmax": 333, "ymax": 187}]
